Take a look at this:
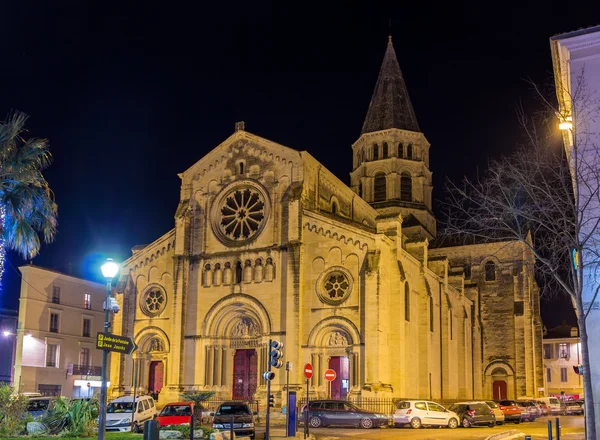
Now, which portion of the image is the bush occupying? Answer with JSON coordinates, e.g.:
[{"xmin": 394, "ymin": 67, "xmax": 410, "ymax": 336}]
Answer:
[
  {"xmin": 161, "ymin": 424, "xmax": 213, "ymax": 438},
  {"xmin": 0, "ymin": 383, "xmax": 28, "ymax": 437},
  {"xmin": 41, "ymin": 396, "xmax": 99, "ymax": 437}
]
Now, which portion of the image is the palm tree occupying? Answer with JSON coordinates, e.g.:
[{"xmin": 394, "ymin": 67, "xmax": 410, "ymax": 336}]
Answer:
[{"xmin": 0, "ymin": 111, "xmax": 58, "ymax": 283}]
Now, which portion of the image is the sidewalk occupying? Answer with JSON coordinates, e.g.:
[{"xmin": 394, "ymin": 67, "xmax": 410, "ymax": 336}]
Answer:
[{"xmin": 269, "ymin": 427, "xmax": 316, "ymax": 439}]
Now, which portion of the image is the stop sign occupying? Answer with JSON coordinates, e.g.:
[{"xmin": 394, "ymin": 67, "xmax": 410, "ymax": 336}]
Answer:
[
  {"xmin": 304, "ymin": 363, "xmax": 313, "ymax": 379},
  {"xmin": 324, "ymin": 369, "xmax": 336, "ymax": 381}
]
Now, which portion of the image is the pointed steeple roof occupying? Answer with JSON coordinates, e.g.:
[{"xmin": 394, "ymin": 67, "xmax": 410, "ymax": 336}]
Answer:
[{"xmin": 361, "ymin": 36, "xmax": 420, "ymax": 134}]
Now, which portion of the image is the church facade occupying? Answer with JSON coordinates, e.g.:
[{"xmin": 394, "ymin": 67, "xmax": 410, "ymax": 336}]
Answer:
[{"xmin": 109, "ymin": 38, "xmax": 544, "ymax": 405}]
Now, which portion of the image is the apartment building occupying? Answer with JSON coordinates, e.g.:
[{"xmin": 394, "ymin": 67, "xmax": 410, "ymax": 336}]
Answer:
[
  {"xmin": 543, "ymin": 324, "xmax": 583, "ymax": 400},
  {"xmin": 0, "ymin": 308, "xmax": 18, "ymax": 384},
  {"xmin": 14, "ymin": 265, "xmax": 108, "ymax": 397}
]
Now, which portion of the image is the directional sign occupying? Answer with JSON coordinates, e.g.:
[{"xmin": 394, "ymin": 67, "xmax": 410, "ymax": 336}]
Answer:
[
  {"xmin": 304, "ymin": 363, "xmax": 313, "ymax": 380},
  {"xmin": 324, "ymin": 369, "xmax": 336, "ymax": 382},
  {"xmin": 96, "ymin": 332, "xmax": 137, "ymax": 355}
]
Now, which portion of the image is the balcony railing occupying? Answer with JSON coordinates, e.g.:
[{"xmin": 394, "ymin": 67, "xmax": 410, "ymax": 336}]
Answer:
[{"xmin": 72, "ymin": 365, "xmax": 102, "ymax": 376}]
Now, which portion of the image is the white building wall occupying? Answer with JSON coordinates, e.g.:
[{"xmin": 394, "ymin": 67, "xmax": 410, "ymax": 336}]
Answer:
[{"xmin": 13, "ymin": 266, "xmax": 107, "ymax": 397}]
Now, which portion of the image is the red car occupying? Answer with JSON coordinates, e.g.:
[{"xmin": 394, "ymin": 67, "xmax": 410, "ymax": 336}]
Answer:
[
  {"xmin": 495, "ymin": 400, "xmax": 522, "ymax": 424},
  {"xmin": 156, "ymin": 401, "xmax": 195, "ymax": 427}
]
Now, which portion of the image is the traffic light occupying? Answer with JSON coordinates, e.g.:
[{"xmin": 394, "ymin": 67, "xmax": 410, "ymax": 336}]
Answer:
[
  {"xmin": 270, "ymin": 340, "xmax": 284, "ymax": 368},
  {"xmin": 268, "ymin": 394, "xmax": 275, "ymax": 408},
  {"xmin": 263, "ymin": 371, "xmax": 275, "ymax": 381}
]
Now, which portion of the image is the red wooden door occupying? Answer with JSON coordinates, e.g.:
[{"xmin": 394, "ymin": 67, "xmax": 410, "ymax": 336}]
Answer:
[
  {"xmin": 493, "ymin": 380, "xmax": 507, "ymax": 400},
  {"xmin": 148, "ymin": 361, "xmax": 164, "ymax": 393},
  {"xmin": 328, "ymin": 357, "xmax": 349, "ymax": 400},
  {"xmin": 233, "ymin": 349, "xmax": 257, "ymax": 400}
]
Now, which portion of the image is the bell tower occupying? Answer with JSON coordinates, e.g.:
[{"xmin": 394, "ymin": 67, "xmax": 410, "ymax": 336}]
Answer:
[{"xmin": 350, "ymin": 36, "xmax": 435, "ymax": 240}]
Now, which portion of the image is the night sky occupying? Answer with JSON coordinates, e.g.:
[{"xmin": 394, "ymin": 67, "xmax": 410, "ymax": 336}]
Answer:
[{"xmin": 1, "ymin": 1, "xmax": 592, "ymax": 326}]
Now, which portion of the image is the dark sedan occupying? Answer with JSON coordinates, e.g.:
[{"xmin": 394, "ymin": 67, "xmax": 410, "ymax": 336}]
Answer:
[
  {"xmin": 211, "ymin": 401, "xmax": 256, "ymax": 439},
  {"xmin": 448, "ymin": 402, "xmax": 496, "ymax": 428},
  {"xmin": 302, "ymin": 400, "xmax": 388, "ymax": 429}
]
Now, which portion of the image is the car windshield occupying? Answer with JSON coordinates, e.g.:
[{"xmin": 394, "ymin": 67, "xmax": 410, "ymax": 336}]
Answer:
[
  {"xmin": 107, "ymin": 402, "xmax": 134, "ymax": 413},
  {"xmin": 160, "ymin": 405, "xmax": 192, "ymax": 416},
  {"xmin": 499, "ymin": 400, "xmax": 515, "ymax": 406},
  {"xmin": 216, "ymin": 404, "xmax": 251, "ymax": 416},
  {"xmin": 27, "ymin": 400, "xmax": 50, "ymax": 411},
  {"xmin": 486, "ymin": 401, "xmax": 498, "ymax": 408}
]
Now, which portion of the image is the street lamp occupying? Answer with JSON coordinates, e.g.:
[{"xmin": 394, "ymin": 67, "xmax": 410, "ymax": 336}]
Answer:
[
  {"xmin": 2, "ymin": 330, "xmax": 11, "ymax": 337},
  {"xmin": 98, "ymin": 258, "xmax": 119, "ymax": 440}
]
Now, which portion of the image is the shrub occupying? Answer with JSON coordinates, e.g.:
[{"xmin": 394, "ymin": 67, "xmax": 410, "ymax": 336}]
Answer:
[
  {"xmin": 161, "ymin": 424, "xmax": 213, "ymax": 438},
  {"xmin": 0, "ymin": 383, "xmax": 28, "ymax": 437},
  {"xmin": 42, "ymin": 396, "xmax": 99, "ymax": 436}
]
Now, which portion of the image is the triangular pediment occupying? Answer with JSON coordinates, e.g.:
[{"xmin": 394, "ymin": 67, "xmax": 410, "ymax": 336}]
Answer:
[{"xmin": 180, "ymin": 129, "xmax": 303, "ymax": 183}]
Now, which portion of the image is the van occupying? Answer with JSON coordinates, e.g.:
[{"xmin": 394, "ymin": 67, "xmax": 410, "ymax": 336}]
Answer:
[
  {"xmin": 537, "ymin": 397, "xmax": 562, "ymax": 415},
  {"xmin": 105, "ymin": 395, "xmax": 157, "ymax": 432}
]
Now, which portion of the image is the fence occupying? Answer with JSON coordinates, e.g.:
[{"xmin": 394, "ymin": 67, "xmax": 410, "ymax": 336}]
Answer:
[{"xmin": 297, "ymin": 397, "xmax": 398, "ymax": 416}]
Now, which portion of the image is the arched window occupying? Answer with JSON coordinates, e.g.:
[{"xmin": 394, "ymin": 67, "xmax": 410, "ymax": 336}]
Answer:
[
  {"xmin": 429, "ymin": 296, "xmax": 434, "ymax": 332},
  {"xmin": 374, "ymin": 173, "xmax": 386, "ymax": 202},
  {"xmin": 464, "ymin": 264, "xmax": 472, "ymax": 280},
  {"xmin": 407, "ymin": 143, "xmax": 413, "ymax": 160},
  {"xmin": 238, "ymin": 162, "xmax": 244, "ymax": 175},
  {"xmin": 332, "ymin": 202, "xmax": 338, "ymax": 215},
  {"xmin": 235, "ymin": 261, "xmax": 243, "ymax": 284},
  {"xmin": 382, "ymin": 142, "xmax": 388, "ymax": 158},
  {"xmin": 400, "ymin": 173, "xmax": 412, "ymax": 201},
  {"xmin": 373, "ymin": 143, "xmax": 379, "ymax": 160},
  {"xmin": 358, "ymin": 181, "xmax": 363, "ymax": 198},
  {"xmin": 398, "ymin": 143, "xmax": 404, "ymax": 158},
  {"xmin": 404, "ymin": 282, "xmax": 410, "ymax": 321},
  {"xmin": 449, "ymin": 310, "xmax": 453, "ymax": 340},
  {"xmin": 485, "ymin": 261, "xmax": 496, "ymax": 281}
]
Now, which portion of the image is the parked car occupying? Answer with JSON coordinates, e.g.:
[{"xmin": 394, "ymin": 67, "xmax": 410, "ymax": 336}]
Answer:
[
  {"xmin": 448, "ymin": 402, "xmax": 496, "ymax": 428},
  {"xmin": 211, "ymin": 401, "xmax": 257, "ymax": 439},
  {"xmin": 495, "ymin": 400, "xmax": 522, "ymax": 424},
  {"xmin": 26, "ymin": 397, "xmax": 56, "ymax": 419},
  {"xmin": 105, "ymin": 395, "xmax": 157, "ymax": 433},
  {"xmin": 484, "ymin": 401, "xmax": 505, "ymax": 425},
  {"xmin": 515, "ymin": 401, "xmax": 537, "ymax": 422},
  {"xmin": 393, "ymin": 400, "xmax": 459, "ymax": 429},
  {"xmin": 534, "ymin": 400, "xmax": 550, "ymax": 416},
  {"xmin": 520, "ymin": 400, "xmax": 542, "ymax": 418},
  {"xmin": 537, "ymin": 397, "xmax": 562, "ymax": 415},
  {"xmin": 301, "ymin": 400, "xmax": 388, "ymax": 429},
  {"xmin": 156, "ymin": 401, "xmax": 196, "ymax": 427},
  {"xmin": 562, "ymin": 401, "xmax": 584, "ymax": 416}
]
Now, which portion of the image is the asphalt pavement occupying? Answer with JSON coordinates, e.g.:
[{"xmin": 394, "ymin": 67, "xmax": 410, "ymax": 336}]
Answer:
[{"xmin": 268, "ymin": 415, "xmax": 585, "ymax": 440}]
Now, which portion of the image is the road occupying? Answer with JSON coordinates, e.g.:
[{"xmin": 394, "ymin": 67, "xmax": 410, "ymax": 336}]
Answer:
[{"xmin": 273, "ymin": 415, "xmax": 585, "ymax": 440}]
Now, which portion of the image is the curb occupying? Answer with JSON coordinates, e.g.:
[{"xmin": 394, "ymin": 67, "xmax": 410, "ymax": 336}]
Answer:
[{"xmin": 485, "ymin": 430, "xmax": 525, "ymax": 440}]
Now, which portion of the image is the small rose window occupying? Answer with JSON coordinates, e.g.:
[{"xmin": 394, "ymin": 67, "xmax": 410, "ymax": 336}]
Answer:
[
  {"xmin": 316, "ymin": 266, "xmax": 353, "ymax": 306},
  {"xmin": 140, "ymin": 285, "xmax": 167, "ymax": 317}
]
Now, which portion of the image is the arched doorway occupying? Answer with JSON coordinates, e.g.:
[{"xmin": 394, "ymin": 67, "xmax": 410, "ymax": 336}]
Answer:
[
  {"xmin": 328, "ymin": 355, "xmax": 350, "ymax": 400},
  {"xmin": 148, "ymin": 361, "xmax": 164, "ymax": 395},
  {"xmin": 484, "ymin": 363, "xmax": 514, "ymax": 400},
  {"xmin": 233, "ymin": 349, "xmax": 257, "ymax": 400}
]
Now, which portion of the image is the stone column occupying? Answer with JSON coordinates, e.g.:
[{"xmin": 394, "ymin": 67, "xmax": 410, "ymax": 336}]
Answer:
[
  {"xmin": 213, "ymin": 346, "xmax": 219, "ymax": 386},
  {"xmin": 221, "ymin": 346, "xmax": 227, "ymax": 386}
]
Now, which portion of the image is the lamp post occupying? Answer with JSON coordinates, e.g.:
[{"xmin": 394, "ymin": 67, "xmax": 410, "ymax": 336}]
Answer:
[{"xmin": 98, "ymin": 258, "xmax": 119, "ymax": 440}]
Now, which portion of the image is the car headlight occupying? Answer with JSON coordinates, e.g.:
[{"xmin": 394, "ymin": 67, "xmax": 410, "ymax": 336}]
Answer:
[
  {"xmin": 375, "ymin": 414, "xmax": 385, "ymax": 418},
  {"xmin": 213, "ymin": 424, "xmax": 224, "ymax": 429},
  {"xmin": 242, "ymin": 423, "xmax": 254, "ymax": 428},
  {"xmin": 118, "ymin": 418, "xmax": 131, "ymax": 425}
]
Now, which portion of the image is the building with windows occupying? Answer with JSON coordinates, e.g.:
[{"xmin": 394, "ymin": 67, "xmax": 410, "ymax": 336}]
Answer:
[
  {"xmin": 13, "ymin": 265, "xmax": 108, "ymax": 397},
  {"xmin": 109, "ymin": 37, "xmax": 544, "ymax": 405},
  {"xmin": 0, "ymin": 308, "xmax": 18, "ymax": 384},
  {"xmin": 551, "ymin": 25, "xmax": 600, "ymax": 432},
  {"xmin": 543, "ymin": 324, "xmax": 582, "ymax": 400}
]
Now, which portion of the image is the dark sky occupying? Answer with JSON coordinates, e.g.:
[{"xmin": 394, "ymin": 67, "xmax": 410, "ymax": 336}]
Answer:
[{"xmin": 1, "ymin": 1, "xmax": 591, "ymax": 326}]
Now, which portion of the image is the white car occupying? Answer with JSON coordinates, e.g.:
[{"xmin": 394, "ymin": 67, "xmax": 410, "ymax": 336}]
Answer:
[
  {"xmin": 105, "ymin": 395, "xmax": 157, "ymax": 433},
  {"xmin": 393, "ymin": 400, "xmax": 459, "ymax": 429}
]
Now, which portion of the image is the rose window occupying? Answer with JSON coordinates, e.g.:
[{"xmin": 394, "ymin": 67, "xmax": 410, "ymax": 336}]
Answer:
[
  {"xmin": 324, "ymin": 274, "xmax": 349, "ymax": 299},
  {"xmin": 140, "ymin": 285, "xmax": 167, "ymax": 317},
  {"xmin": 316, "ymin": 266, "xmax": 354, "ymax": 306},
  {"xmin": 212, "ymin": 182, "xmax": 270, "ymax": 245}
]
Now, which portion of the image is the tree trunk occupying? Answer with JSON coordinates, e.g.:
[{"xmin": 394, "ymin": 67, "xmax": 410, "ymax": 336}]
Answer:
[{"xmin": 576, "ymin": 291, "xmax": 597, "ymax": 439}]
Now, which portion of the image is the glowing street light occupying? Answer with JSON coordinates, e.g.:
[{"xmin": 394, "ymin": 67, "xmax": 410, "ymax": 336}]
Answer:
[{"xmin": 98, "ymin": 258, "xmax": 119, "ymax": 440}]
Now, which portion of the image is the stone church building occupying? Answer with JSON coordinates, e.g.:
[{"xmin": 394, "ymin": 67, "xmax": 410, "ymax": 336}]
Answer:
[{"xmin": 109, "ymin": 37, "xmax": 544, "ymax": 405}]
